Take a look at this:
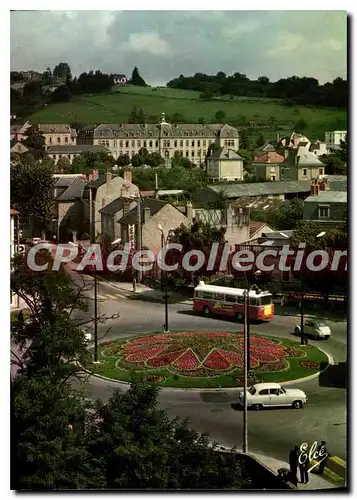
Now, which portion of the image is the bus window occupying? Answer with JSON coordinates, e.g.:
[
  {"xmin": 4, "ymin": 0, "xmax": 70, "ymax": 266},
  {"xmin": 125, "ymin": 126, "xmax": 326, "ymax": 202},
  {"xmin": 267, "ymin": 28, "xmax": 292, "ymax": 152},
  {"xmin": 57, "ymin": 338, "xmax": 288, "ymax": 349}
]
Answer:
[
  {"xmin": 249, "ymin": 297, "xmax": 258, "ymax": 306},
  {"xmin": 213, "ymin": 293, "xmax": 225, "ymax": 301},
  {"xmin": 226, "ymin": 295, "xmax": 236, "ymax": 303},
  {"xmin": 259, "ymin": 295, "xmax": 272, "ymax": 306},
  {"xmin": 237, "ymin": 296, "xmax": 244, "ymax": 304},
  {"xmin": 201, "ymin": 292, "xmax": 213, "ymax": 299}
]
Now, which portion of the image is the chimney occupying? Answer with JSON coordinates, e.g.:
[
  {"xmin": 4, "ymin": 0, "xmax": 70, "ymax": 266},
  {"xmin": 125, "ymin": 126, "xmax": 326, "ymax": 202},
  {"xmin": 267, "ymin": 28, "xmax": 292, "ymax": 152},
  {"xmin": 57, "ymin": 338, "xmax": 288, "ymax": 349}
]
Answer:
[
  {"xmin": 143, "ymin": 207, "xmax": 151, "ymax": 224},
  {"xmin": 186, "ymin": 201, "xmax": 193, "ymax": 223},
  {"xmin": 310, "ymin": 179, "xmax": 319, "ymax": 196},
  {"xmin": 124, "ymin": 169, "xmax": 132, "ymax": 183},
  {"xmin": 106, "ymin": 171, "xmax": 112, "ymax": 185},
  {"xmin": 318, "ymin": 178, "xmax": 327, "ymax": 192}
]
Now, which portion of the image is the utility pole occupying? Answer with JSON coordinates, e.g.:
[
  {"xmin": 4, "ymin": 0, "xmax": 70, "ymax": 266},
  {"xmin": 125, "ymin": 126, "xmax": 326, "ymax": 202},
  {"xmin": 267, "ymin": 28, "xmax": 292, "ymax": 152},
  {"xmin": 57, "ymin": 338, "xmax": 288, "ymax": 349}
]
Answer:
[
  {"xmin": 243, "ymin": 288, "xmax": 248, "ymax": 454},
  {"xmin": 137, "ymin": 197, "xmax": 142, "ymax": 283},
  {"xmin": 90, "ymin": 187, "xmax": 99, "ymax": 363}
]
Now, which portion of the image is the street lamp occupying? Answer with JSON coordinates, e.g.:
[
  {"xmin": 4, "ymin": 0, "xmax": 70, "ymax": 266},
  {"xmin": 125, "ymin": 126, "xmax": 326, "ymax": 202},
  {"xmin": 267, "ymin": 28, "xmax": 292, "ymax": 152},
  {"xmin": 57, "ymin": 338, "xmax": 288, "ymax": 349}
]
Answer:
[
  {"xmin": 242, "ymin": 269, "xmax": 262, "ymax": 454},
  {"xmin": 158, "ymin": 225, "xmax": 174, "ymax": 333}
]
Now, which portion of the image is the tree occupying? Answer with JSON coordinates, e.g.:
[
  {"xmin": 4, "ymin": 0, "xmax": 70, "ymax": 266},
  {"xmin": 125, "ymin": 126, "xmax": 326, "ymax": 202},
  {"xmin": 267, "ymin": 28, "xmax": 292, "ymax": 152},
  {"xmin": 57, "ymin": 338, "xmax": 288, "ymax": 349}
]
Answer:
[
  {"xmin": 56, "ymin": 156, "xmax": 71, "ymax": 173},
  {"xmin": 251, "ymin": 198, "xmax": 304, "ymax": 230},
  {"xmin": 129, "ymin": 66, "xmax": 146, "ymax": 86},
  {"xmin": 128, "ymin": 105, "xmax": 138, "ymax": 123},
  {"xmin": 137, "ymin": 107, "xmax": 146, "ymax": 124},
  {"xmin": 295, "ymin": 118, "xmax": 308, "ymax": 134},
  {"xmin": 238, "ymin": 129, "xmax": 250, "ymax": 150},
  {"xmin": 320, "ymin": 154, "xmax": 346, "ymax": 175},
  {"xmin": 53, "ymin": 62, "xmax": 72, "ymax": 81},
  {"xmin": 11, "ymin": 155, "xmax": 55, "ymax": 235},
  {"xmin": 22, "ymin": 125, "xmax": 46, "ymax": 158},
  {"xmin": 215, "ymin": 109, "xmax": 226, "ymax": 122},
  {"xmin": 199, "ymin": 90, "xmax": 214, "ymax": 100},
  {"xmin": 42, "ymin": 67, "xmax": 53, "ymax": 85},
  {"xmin": 255, "ymin": 133, "xmax": 265, "ymax": 148},
  {"xmin": 116, "ymin": 154, "xmax": 130, "ymax": 167},
  {"xmin": 52, "ymin": 85, "xmax": 72, "ymax": 102},
  {"xmin": 70, "ymin": 152, "xmax": 115, "ymax": 174},
  {"xmin": 146, "ymin": 152, "xmax": 165, "ymax": 168},
  {"xmin": 22, "ymin": 81, "xmax": 43, "ymax": 105},
  {"xmin": 208, "ymin": 190, "xmax": 229, "ymax": 209}
]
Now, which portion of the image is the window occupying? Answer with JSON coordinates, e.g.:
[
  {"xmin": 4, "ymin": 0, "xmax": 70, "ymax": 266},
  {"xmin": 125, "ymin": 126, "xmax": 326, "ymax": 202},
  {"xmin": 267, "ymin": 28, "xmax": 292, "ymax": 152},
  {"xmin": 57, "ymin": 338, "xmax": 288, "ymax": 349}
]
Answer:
[
  {"xmin": 166, "ymin": 140, "xmax": 171, "ymax": 147},
  {"xmin": 59, "ymin": 154, "xmax": 62, "ymax": 159},
  {"xmin": 302, "ymin": 168, "xmax": 307, "ymax": 176},
  {"xmin": 186, "ymin": 151, "xmax": 189, "ymax": 157},
  {"xmin": 57, "ymin": 137, "xmax": 61, "ymax": 143},
  {"xmin": 248, "ymin": 386, "xmax": 256, "ymax": 395},
  {"xmin": 198, "ymin": 291, "xmax": 213, "ymax": 299},
  {"xmin": 197, "ymin": 140, "xmax": 200, "ymax": 147},
  {"xmin": 203, "ymin": 140, "xmax": 206, "ymax": 147},
  {"xmin": 249, "ymin": 297, "xmax": 258, "ymax": 306},
  {"xmin": 174, "ymin": 140, "xmax": 177, "ymax": 147},
  {"xmin": 198, "ymin": 150, "xmax": 202, "ymax": 156},
  {"xmin": 125, "ymin": 141, "xmax": 129, "ymax": 147},
  {"xmin": 270, "ymin": 388, "xmax": 279, "ymax": 395},
  {"xmin": 259, "ymin": 296, "xmax": 272, "ymax": 306},
  {"xmin": 318, "ymin": 205, "xmax": 330, "ymax": 218},
  {"xmin": 119, "ymin": 140, "xmax": 123, "ymax": 147},
  {"xmin": 49, "ymin": 137, "xmax": 52, "ymax": 144},
  {"xmin": 237, "ymin": 296, "xmax": 244, "ymax": 304},
  {"xmin": 213, "ymin": 293, "xmax": 225, "ymax": 301},
  {"xmin": 259, "ymin": 389, "xmax": 269, "ymax": 395},
  {"xmin": 65, "ymin": 137, "xmax": 68, "ymax": 143},
  {"xmin": 114, "ymin": 140, "xmax": 117, "ymax": 147},
  {"xmin": 226, "ymin": 295, "xmax": 236, "ymax": 303},
  {"xmin": 271, "ymin": 175, "xmax": 276, "ymax": 181},
  {"xmin": 155, "ymin": 140, "xmax": 159, "ymax": 147},
  {"xmin": 149, "ymin": 140, "xmax": 153, "ymax": 147},
  {"xmin": 319, "ymin": 168, "xmax": 323, "ymax": 176},
  {"xmin": 180, "ymin": 150, "xmax": 183, "ymax": 156},
  {"xmin": 191, "ymin": 140, "xmax": 195, "ymax": 147},
  {"xmin": 224, "ymin": 140, "xmax": 228, "ymax": 146},
  {"xmin": 186, "ymin": 140, "xmax": 189, "ymax": 147},
  {"xmin": 191, "ymin": 151, "xmax": 195, "ymax": 157},
  {"xmin": 180, "ymin": 140, "xmax": 183, "ymax": 147},
  {"xmin": 143, "ymin": 140, "xmax": 147, "ymax": 147},
  {"xmin": 132, "ymin": 140, "xmax": 135, "ymax": 147}
]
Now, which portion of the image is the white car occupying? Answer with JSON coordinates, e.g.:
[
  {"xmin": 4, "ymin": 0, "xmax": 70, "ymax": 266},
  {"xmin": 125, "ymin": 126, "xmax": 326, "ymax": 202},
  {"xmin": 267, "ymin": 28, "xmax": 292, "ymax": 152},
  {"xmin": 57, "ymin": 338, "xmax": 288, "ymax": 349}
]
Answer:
[
  {"xmin": 238, "ymin": 382, "xmax": 307, "ymax": 410},
  {"xmin": 294, "ymin": 320, "xmax": 331, "ymax": 340}
]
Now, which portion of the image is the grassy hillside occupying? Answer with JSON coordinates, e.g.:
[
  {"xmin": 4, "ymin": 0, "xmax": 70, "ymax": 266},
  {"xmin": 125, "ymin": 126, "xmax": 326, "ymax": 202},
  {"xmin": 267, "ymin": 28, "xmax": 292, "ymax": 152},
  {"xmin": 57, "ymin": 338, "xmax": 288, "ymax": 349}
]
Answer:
[{"xmin": 30, "ymin": 85, "xmax": 347, "ymax": 141}]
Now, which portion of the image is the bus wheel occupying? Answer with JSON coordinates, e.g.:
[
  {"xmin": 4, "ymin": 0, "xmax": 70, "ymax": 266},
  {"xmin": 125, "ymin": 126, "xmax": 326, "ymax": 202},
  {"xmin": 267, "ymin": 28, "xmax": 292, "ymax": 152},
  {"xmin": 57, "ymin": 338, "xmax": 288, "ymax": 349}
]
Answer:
[
  {"xmin": 203, "ymin": 306, "xmax": 211, "ymax": 316},
  {"xmin": 236, "ymin": 312, "xmax": 244, "ymax": 322}
]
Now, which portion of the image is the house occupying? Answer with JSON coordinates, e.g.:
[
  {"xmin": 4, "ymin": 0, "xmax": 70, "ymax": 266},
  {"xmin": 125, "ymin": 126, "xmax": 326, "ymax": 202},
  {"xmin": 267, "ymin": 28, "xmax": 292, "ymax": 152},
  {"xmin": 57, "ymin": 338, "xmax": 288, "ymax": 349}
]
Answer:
[
  {"xmin": 309, "ymin": 141, "xmax": 328, "ymax": 157},
  {"xmin": 278, "ymin": 131, "xmax": 310, "ymax": 150},
  {"xmin": 77, "ymin": 113, "xmax": 239, "ymax": 166},
  {"xmin": 254, "ymin": 141, "xmax": 276, "ymax": 154},
  {"xmin": 11, "ymin": 141, "xmax": 29, "ymax": 155},
  {"xmin": 39, "ymin": 124, "xmax": 77, "ymax": 149},
  {"xmin": 53, "ymin": 176, "xmax": 89, "ymax": 242},
  {"xmin": 117, "ymin": 199, "xmax": 190, "ymax": 253},
  {"xmin": 196, "ymin": 180, "xmax": 313, "ymax": 206},
  {"xmin": 112, "ymin": 74, "xmax": 127, "ymax": 85},
  {"xmin": 206, "ymin": 146, "xmax": 244, "ymax": 181},
  {"xmin": 47, "ymin": 144, "xmax": 112, "ymax": 165},
  {"xmin": 84, "ymin": 170, "xmax": 140, "ymax": 239},
  {"xmin": 251, "ymin": 151, "xmax": 285, "ymax": 181},
  {"xmin": 303, "ymin": 179, "xmax": 347, "ymax": 229},
  {"xmin": 325, "ymin": 131, "xmax": 347, "ymax": 153},
  {"xmin": 280, "ymin": 147, "xmax": 325, "ymax": 181},
  {"xmin": 10, "ymin": 121, "xmax": 31, "ymax": 141},
  {"xmin": 248, "ymin": 220, "xmax": 275, "ymax": 242}
]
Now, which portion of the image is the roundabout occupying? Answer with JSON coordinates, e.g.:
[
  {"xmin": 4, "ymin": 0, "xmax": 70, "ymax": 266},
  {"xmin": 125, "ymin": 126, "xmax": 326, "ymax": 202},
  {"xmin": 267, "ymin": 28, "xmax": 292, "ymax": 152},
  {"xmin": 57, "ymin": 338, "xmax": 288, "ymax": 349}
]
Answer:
[{"xmin": 89, "ymin": 331, "xmax": 329, "ymax": 389}]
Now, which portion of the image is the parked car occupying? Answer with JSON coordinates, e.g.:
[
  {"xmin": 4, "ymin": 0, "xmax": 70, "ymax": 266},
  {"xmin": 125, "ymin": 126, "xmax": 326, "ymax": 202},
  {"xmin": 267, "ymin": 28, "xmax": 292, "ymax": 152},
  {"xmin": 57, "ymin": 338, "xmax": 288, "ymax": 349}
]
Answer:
[
  {"xmin": 294, "ymin": 320, "xmax": 331, "ymax": 340},
  {"xmin": 238, "ymin": 382, "xmax": 307, "ymax": 410}
]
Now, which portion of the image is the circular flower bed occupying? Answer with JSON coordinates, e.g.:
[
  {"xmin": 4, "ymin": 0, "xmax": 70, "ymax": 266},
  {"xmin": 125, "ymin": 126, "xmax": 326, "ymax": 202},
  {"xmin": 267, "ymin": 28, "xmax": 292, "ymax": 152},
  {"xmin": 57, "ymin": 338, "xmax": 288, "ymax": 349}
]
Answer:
[
  {"xmin": 300, "ymin": 360, "xmax": 320, "ymax": 369},
  {"xmin": 104, "ymin": 332, "xmax": 306, "ymax": 377}
]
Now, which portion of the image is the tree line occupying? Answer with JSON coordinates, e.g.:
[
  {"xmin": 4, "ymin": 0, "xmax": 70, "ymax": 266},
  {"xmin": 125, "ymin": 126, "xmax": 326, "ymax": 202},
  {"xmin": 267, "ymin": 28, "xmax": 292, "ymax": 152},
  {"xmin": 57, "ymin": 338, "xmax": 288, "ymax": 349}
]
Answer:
[{"xmin": 167, "ymin": 72, "xmax": 348, "ymax": 108}]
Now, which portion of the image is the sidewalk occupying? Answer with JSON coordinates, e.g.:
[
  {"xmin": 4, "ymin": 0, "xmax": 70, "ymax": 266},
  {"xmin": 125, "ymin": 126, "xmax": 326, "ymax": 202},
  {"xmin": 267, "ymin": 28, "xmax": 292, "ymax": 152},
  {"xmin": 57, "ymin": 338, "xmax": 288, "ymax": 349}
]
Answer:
[{"xmin": 214, "ymin": 444, "xmax": 340, "ymax": 490}]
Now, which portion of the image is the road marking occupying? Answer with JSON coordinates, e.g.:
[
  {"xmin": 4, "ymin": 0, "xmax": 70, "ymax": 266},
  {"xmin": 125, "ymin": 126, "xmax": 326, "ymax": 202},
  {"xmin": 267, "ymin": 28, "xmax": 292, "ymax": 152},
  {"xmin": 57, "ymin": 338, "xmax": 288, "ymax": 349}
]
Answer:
[
  {"xmin": 330, "ymin": 456, "xmax": 346, "ymax": 467},
  {"xmin": 98, "ymin": 295, "xmax": 107, "ymax": 300},
  {"xmin": 105, "ymin": 294, "xmax": 119, "ymax": 300}
]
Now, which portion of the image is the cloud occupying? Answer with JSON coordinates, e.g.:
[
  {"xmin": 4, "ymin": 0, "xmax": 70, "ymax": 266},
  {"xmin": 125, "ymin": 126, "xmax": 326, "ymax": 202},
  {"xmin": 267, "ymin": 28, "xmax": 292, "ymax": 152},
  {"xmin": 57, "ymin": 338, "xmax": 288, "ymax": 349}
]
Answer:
[
  {"xmin": 10, "ymin": 10, "xmax": 347, "ymax": 84},
  {"xmin": 121, "ymin": 32, "xmax": 171, "ymax": 56}
]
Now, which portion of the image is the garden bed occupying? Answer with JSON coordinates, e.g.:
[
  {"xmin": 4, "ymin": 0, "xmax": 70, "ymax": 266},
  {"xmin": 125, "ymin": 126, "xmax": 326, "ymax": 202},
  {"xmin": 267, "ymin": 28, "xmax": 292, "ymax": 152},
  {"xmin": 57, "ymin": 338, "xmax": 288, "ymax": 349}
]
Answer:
[{"xmin": 88, "ymin": 331, "xmax": 328, "ymax": 389}]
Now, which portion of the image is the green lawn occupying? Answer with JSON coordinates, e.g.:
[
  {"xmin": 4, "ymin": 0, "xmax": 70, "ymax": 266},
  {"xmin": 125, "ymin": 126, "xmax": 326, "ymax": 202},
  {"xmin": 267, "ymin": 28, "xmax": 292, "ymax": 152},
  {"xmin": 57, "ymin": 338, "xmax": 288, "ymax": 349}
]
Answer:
[
  {"xmin": 30, "ymin": 85, "xmax": 347, "ymax": 141},
  {"xmin": 88, "ymin": 331, "xmax": 328, "ymax": 389}
]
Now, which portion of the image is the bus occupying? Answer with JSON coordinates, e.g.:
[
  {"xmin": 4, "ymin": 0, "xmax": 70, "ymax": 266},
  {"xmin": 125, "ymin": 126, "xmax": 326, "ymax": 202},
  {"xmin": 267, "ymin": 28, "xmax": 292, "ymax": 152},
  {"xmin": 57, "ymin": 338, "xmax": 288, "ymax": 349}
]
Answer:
[{"xmin": 193, "ymin": 281, "xmax": 274, "ymax": 322}]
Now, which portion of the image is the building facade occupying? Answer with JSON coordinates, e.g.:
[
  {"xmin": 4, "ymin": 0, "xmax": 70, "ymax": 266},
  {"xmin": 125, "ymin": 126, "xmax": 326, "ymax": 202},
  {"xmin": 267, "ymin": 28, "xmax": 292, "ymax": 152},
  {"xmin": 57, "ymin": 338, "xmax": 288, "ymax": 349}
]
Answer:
[
  {"xmin": 303, "ymin": 180, "xmax": 347, "ymax": 229},
  {"xmin": 252, "ymin": 151, "xmax": 285, "ymax": 181},
  {"xmin": 281, "ymin": 147, "xmax": 325, "ymax": 181},
  {"xmin": 77, "ymin": 114, "xmax": 239, "ymax": 166},
  {"xmin": 39, "ymin": 124, "xmax": 77, "ymax": 150},
  {"xmin": 325, "ymin": 131, "xmax": 347, "ymax": 152},
  {"xmin": 206, "ymin": 147, "xmax": 244, "ymax": 181},
  {"xmin": 47, "ymin": 144, "xmax": 112, "ymax": 164}
]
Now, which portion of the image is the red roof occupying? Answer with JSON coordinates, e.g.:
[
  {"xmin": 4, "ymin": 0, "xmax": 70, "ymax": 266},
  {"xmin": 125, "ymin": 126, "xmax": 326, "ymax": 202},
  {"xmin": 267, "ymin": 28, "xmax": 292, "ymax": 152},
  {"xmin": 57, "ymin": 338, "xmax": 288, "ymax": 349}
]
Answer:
[{"xmin": 253, "ymin": 152, "xmax": 285, "ymax": 163}]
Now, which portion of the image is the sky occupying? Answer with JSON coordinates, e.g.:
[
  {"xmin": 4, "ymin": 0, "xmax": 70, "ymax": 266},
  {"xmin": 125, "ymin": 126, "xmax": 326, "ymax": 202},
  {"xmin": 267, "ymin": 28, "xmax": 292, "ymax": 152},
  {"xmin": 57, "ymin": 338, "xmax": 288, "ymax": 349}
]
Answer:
[{"xmin": 10, "ymin": 10, "xmax": 347, "ymax": 85}]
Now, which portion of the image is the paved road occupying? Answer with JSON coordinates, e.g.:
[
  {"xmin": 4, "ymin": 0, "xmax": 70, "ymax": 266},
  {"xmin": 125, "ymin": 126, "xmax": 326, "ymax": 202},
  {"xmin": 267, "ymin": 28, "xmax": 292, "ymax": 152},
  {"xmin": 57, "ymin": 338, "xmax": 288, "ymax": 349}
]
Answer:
[{"xmin": 73, "ymin": 276, "xmax": 347, "ymax": 463}]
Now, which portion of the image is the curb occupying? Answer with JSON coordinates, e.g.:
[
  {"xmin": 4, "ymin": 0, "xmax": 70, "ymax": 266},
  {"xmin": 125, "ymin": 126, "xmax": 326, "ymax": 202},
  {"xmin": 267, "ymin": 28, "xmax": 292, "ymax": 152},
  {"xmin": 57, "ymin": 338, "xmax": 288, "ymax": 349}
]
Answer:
[{"xmin": 85, "ymin": 337, "xmax": 334, "ymax": 393}]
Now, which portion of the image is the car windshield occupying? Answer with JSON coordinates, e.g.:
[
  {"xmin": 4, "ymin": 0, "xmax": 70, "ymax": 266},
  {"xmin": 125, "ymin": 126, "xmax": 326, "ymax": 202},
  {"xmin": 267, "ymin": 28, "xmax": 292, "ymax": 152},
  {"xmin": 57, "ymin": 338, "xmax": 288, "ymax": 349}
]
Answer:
[
  {"xmin": 317, "ymin": 322, "xmax": 328, "ymax": 327},
  {"xmin": 248, "ymin": 386, "xmax": 256, "ymax": 395},
  {"xmin": 280, "ymin": 387, "xmax": 286, "ymax": 394}
]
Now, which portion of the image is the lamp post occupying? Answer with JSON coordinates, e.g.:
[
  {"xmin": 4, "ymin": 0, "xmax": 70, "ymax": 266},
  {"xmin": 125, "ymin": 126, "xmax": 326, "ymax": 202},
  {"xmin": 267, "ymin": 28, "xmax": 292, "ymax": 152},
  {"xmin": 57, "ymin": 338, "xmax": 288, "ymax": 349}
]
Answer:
[
  {"xmin": 242, "ymin": 270, "xmax": 261, "ymax": 454},
  {"xmin": 129, "ymin": 194, "xmax": 142, "ymax": 283},
  {"xmin": 158, "ymin": 225, "xmax": 174, "ymax": 333}
]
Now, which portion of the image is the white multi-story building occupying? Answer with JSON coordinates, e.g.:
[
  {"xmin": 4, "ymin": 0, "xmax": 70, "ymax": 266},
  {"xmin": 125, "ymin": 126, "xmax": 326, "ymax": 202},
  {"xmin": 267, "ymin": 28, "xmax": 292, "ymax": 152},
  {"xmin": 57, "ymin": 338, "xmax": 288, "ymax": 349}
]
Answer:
[
  {"xmin": 77, "ymin": 113, "xmax": 239, "ymax": 166},
  {"xmin": 325, "ymin": 131, "xmax": 347, "ymax": 153}
]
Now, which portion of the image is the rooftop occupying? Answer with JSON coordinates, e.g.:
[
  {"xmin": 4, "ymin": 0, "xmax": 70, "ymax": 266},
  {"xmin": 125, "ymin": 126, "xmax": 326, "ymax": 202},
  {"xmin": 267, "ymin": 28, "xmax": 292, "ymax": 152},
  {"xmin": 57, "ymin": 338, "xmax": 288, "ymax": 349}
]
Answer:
[
  {"xmin": 304, "ymin": 191, "xmax": 347, "ymax": 203},
  {"xmin": 118, "ymin": 198, "xmax": 169, "ymax": 225},
  {"xmin": 39, "ymin": 124, "xmax": 72, "ymax": 134},
  {"xmin": 209, "ymin": 146, "xmax": 243, "ymax": 161},
  {"xmin": 205, "ymin": 180, "xmax": 312, "ymax": 198},
  {"xmin": 56, "ymin": 177, "xmax": 86, "ymax": 201},
  {"xmin": 47, "ymin": 145, "xmax": 111, "ymax": 154}
]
